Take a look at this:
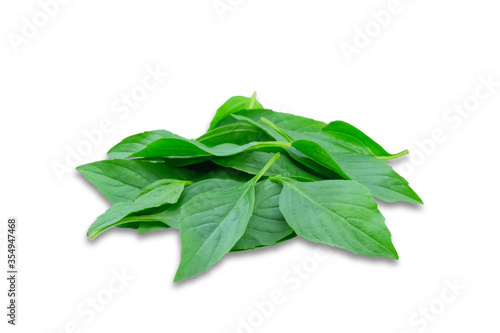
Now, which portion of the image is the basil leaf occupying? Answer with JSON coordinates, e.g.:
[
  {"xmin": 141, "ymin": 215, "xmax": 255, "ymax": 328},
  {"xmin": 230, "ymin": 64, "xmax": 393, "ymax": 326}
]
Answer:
[
  {"xmin": 231, "ymin": 233, "xmax": 297, "ymax": 252},
  {"xmin": 322, "ymin": 121, "xmax": 408, "ymax": 160},
  {"xmin": 224, "ymin": 109, "xmax": 407, "ymax": 159},
  {"xmin": 208, "ymin": 92, "xmax": 263, "ymax": 130},
  {"xmin": 330, "ymin": 152, "xmax": 422, "ymax": 204},
  {"xmin": 107, "ymin": 129, "xmax": 290, "ymax": 160},
  {"xmin": 231, "ymin": 114, "xmax": 342, "ymax": 179},
  {"xmin": 261, "ymin": 118, "xmax": 422, "ymax": 204},
  {"xmin": 174, "ymin": 153, "xmax": 280, "ymax": 282},
  {"xmin": 211, "ymin": 151, "xmax": 324, "ymax": 181},
  {"xmin": 158, "ymin": 157, "xmax": 209, "ymax": 167},
  {"xmin": 76, "ymin": 159, "xmax": 193, "ymax": 204},
  {"xmin": 174, "ymin": 180, "xmax": 256, "ymax": 281},
  {"xmin": 290, "ymin": 140, "xmax": 421, "ymax": 203},
  {"xmin": 138, "ymin": 222, "xmax": 170, "ymax": 234},
  {"xmin": 87, "ymin": 179, "xmax": 190, "ymax": 239},
  {"xmin": 77, "ymin": 93, "xmax": 424, "ymax": 284},
  {"xmin": 136, "ymin": 179, "xmax": 295, "ymax": 253},
  {"xmin": 118, "ymin": 216, "xmax": 168, "ymax": 231},
  {"xmin": 135, "ymin": 179, "xmax": 296, "ymax": 252},
  {"xmin": 274, "ymin": 178, "xmax": 398, "ymax": 259},
  {"xmin": 198, "ymin": 123, "xmax": 271, "ymax": 147},
  {"xmin": 106, "ymin": 130, "xmax": 172, "ymax": 159},
  {"xmin": 217, "ymin": 109, "xmax": 325, "ymax": 136},
  {"xmin": 189, "ymin": 163, "xmax": 253, "ymax": 182},
  {"xmin": 232, "ymin": 179, "xmax": 293, "ymax": 251},
  {"xmin": 137, "ymin": 178, "xmax": 243, "ymax": 233}
]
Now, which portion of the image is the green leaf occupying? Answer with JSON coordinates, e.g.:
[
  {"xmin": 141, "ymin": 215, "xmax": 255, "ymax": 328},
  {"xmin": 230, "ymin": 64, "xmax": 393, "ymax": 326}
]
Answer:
[
  {"xmin": 76, "ymin": 159, "xmax": 193, "ymax": 204},
  {"xmin": 174, "ymin": 182, "xmax": 255, "ymax": 282},
  {"xmin": 322, "ymin": 121, "xmax": 408, "ymax": 160},
  {"xmin": 106, "ymin": 130, "xmax": 172, "ymax": 159},
  {"xmin": 174, "ymin": 153, "xmax": 280, "ymax": 282},
  {"xmin": 232, "ymin": 179, "xmax": 294, "ymax": 251},
  {"xmin": 137, "ymin": 178, "xmax": 243, "ymax": 233},
  {"xmin": 211, "ymin": 151, "xmax": 324, "ymax": 181},
  {"xmin": 231, "ymin": 114, "xmax": 342, "ymax": 179},
  {"xmin": 87, "ymin": 179, "xmax": 190, "ymax": 239},
  {"xmin": 135, "ymin": 179, "xmax": 296, "ymax": 253},
  {"xmin": 138, "ymin": 222, "xmax": 170, "ymax": 234},
  {"xmin": 223, "ymin": 109, "xmax": 407, "ymax": 159},
  {"xmin": 107, "ymin": 129, "xmax": 290, "ymax": 160},
  {"xmin": 78, "ymin": 93, "xmax": 424, "ymax": 284},
  {"xmin": 118, "ymin": 214, "xmax": 169, "ymax": 231},
  {"xmin": 189, "ymin": 163, "xmax": 253, "ymax": 182},
  {"xmin": 158, "ymin": 157, "xmax": 209, "ymax": 167},
  {"xmin": 109, "ymin": 163, "xmax": 251, "ymax": 232},
  {"xmin": 214, "ymin": 113, "xmax": 421, "ymax": 203},
  {"xmin": 116, "ymin": 222, "xmax": 141, "ymax": 230},
  {"xmin": 286, "ymin": 147, "xmax": 344, "ymax": 179},
  {"xmin": 290, "ymin": 140, "xmax": 422, "ymax": 204},
  {"xmin": 273, "ymin": 178, "xmax": 398, "ymax": 259},
  {"xmin": 262, "ymin": 118, "xmax": 422, "ymax": 204},
  {"xmin": 198, "ymin": 123, "xmax": 271, "ymax": 147},
  {"xmin": 330, "ymin": 152, "xmax": 422, "ymax": 204},
  {"xmin": 290, "ymin": 140, "xmax": 350, "ymax": 178},
  {"xmin": 231, "ymin": 233, "xmax": 297, "ymax": 252},
  {"xmin": 208, "ymin": 92, "xmax": 263, "ymax": 130},
  {"xmin": 216, "ymin": 109, "xmax": 325, "ymax": 136}
]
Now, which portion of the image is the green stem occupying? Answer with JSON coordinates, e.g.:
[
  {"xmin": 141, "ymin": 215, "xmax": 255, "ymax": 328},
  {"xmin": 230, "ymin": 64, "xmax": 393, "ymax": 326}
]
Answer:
[
  {"xmin": 253, "ymin": 153, "xmax": 281, "ymax": 183},
  {"xmin": 269, "ymin": 176, "xmax": 286, "ymax": 183},
  {"xmin": 377, "ymin": 149, "xmax": 409, "ymax": 161},
  {"xmin": 260, "ymin": 118, "xmax": 295, "ymax": 143},
  {"xmin": 258, "ymin": 141, "xmax": 291, "ymax": 149},
  {"xmin": 249, "ymin": 91, "xmax": 259, "ymax": 109}
]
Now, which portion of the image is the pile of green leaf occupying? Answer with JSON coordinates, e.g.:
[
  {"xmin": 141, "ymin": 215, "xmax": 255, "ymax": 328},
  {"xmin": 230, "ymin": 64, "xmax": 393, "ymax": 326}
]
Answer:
[{"xmin": 77, "ymin": 93, "xmax": 422, "ymax": 282}]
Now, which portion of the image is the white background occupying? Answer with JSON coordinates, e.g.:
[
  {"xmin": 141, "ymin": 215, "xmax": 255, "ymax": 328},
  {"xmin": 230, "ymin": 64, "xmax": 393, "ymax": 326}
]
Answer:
[{"xmin": 1, "ymin": 0, "xmax": 499, "ymax": 332}]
